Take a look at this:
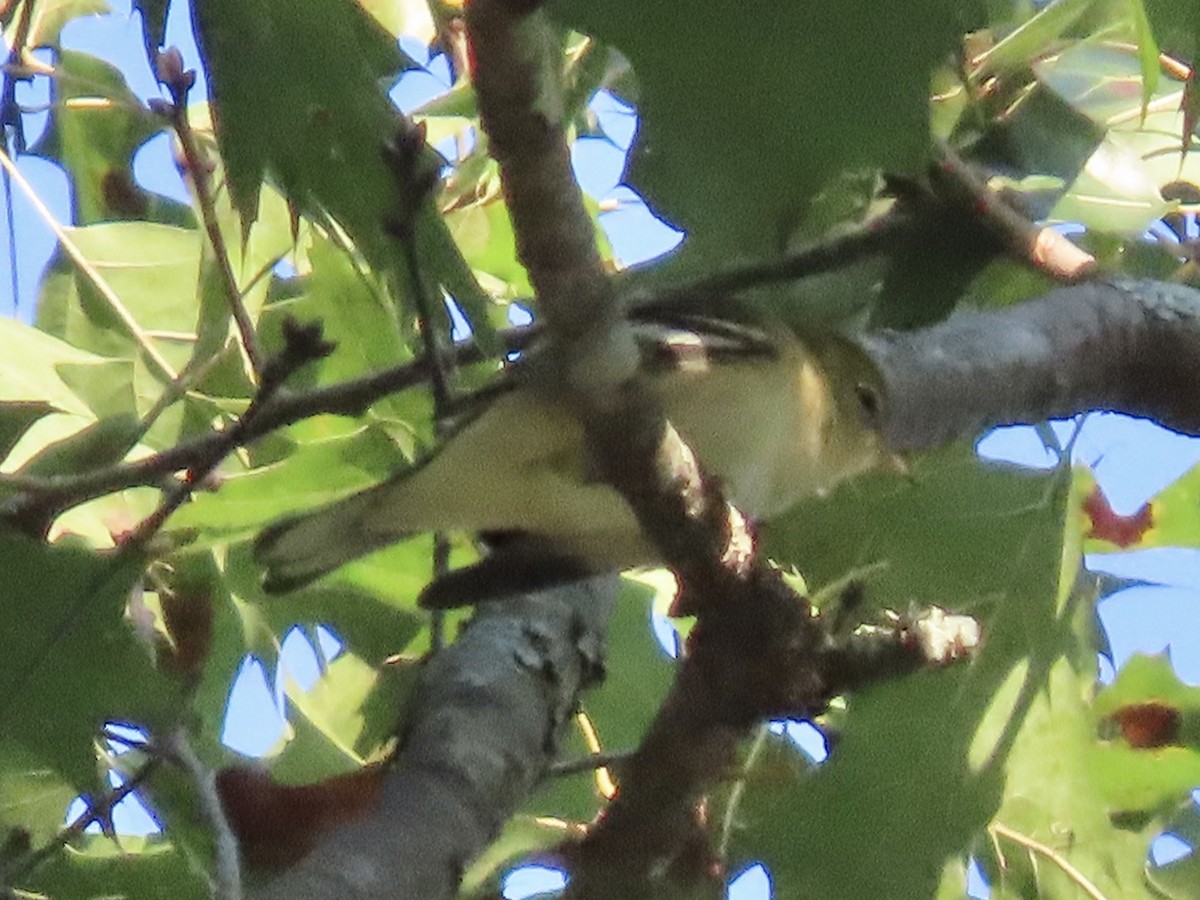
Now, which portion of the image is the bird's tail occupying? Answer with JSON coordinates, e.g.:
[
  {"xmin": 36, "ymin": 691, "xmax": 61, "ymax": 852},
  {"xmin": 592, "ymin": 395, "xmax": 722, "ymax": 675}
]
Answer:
[{"xmin": 254, "ymin": 484, "xmax": 410, "ymax": 593}]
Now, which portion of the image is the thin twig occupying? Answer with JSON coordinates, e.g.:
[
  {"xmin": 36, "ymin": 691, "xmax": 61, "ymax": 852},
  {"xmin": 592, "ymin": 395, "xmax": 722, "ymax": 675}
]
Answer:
[
  {"xmin": 3, "ymin": 152, "xmax": 17, "ymax": 315},
  {"xmin": 101, "ymin": 727, "xmax": 151, "ymax": 753},
  {"xmin": 166, "ymin": 729, "xmax": 242, "ymax": 900},
  {"xmin": 990, "ymin": 821, "xmax": 1110, "ymax": 900},
  {"xmin": 1, "ymin": 0, "xmax": 34, "ymax": 154},
  {"xmin": 136, "ymin": 342, "xmax": 236, "ymax": 438},
  {"xmin": 0, "ymin": 145, "xmax": 178, "ymax": 382},
  {"xmin": 385, "ymin": 121, "xmax": 456, "ymax": 650},
  {"xmin": 637, "ymin": 208, "xmax": 916, "ymax": 311},
  {"xmin": 931, "ymin": 139, "xmax": 1095, "ymax": 281},
  {"xmin": 404, "ymin": 238, "xmax": 453, "ymax": 651},
  {"xmin": 153, "ymin": 48, "xmax": 264, "ymax": 378},
  {"xmin": 429, "ymin": 0, "xmax": 471, "ymax": 85},
  {"xmin": 717, "ymin": 725, "xmax": 769, "ymax": 859},
  {"xmin": 10, "ymin": 756, "xmax": 163, "ymax": 882},
  {"xmin": 0, "ymin": 333, "xmax": 504, "ymax": 517},
  {"xmin": 120, "ymin": 317, "xmax": 334, "ymax": 548},
  {"xmin": 548, "ymin": 750, "xmax": 634, "ymax": 778},
  {"xmin": 1, "ymin": 0, "xmax": 26, "ymax": 313}
]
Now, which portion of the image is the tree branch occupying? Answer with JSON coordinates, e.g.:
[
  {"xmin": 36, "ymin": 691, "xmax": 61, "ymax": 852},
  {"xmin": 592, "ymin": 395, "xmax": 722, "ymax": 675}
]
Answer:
[
  {"xmin": 929, "ymin": 139, "xmax": 1095, "ymax": 280},
  {"xmin": 464, "ymin": 3, "xmax": 882, "ymax": 894},
  {"xmin": 247, "ymin": 575, "xmax": 616, "ymax": 900},
  {"xmin": 862, "ymin": 278, "xmax": 1200, "ymax": 451},
  {"xmin": 152, "ymin": 47, "xmax": 264, "ymax": 378}
]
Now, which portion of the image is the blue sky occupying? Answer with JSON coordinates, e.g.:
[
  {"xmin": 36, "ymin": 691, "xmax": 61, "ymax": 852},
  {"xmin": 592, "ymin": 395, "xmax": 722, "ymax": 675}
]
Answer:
[{"xmin": 6, "ymin": 3, "xmax": 1200, "ymax": 896}]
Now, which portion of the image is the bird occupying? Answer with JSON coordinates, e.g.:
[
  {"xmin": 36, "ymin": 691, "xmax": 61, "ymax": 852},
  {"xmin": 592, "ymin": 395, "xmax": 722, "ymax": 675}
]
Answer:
[{"xmin": 254, "ymin": 311, "xmax": 889, "ymax": 594}]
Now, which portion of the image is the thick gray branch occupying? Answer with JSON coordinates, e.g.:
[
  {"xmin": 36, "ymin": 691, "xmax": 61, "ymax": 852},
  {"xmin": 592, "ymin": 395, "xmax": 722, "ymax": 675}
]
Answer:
[
  {"xmin": 248, "ymin": 575, "xmax": 616, "ymax": 900},
  {"xmin": 862, "ymin": 279, "xmax": 1200, "ymax": 450}
]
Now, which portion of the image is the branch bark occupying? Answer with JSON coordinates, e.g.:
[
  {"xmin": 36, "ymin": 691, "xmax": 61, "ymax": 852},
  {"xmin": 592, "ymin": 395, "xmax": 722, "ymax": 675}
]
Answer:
[
  {"xmin": 247, "ymin": 575, "xmax": 615, "ymax": 900},
  {"xmin": 863, "ymin": 278, "xmax": 1200, "ymax": 450}
]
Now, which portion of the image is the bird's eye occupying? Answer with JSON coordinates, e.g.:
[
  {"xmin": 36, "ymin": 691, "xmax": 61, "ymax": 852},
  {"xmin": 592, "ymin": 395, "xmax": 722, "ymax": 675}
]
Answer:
[{"xmin": 854, "ymin": 382, "xmax": 882, "ymax": 424}]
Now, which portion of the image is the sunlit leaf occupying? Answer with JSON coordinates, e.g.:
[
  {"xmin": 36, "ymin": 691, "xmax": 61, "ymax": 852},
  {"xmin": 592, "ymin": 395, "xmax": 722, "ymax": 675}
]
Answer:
[
  {"xmin": 29, "ymin": 50, "xmax": 186, "ymax": 226},
  {"xmin": 6, "ymin": 0, "xmax": 110, "ymax": 48}
]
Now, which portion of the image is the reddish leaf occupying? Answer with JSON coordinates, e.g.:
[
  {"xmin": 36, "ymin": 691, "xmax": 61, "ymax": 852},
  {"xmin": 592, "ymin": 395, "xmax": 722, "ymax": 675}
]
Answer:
[
  {"xmin": 1110, "ymin": 701, "xmax": 1181, "ymax": 749},
  {"xmin": 216, "ymin": 763, "xmax": 386, "ymax": 869},
  {"xmin": 1083, "ymin": 486, "xmax": 1153, "ymax": 548}
]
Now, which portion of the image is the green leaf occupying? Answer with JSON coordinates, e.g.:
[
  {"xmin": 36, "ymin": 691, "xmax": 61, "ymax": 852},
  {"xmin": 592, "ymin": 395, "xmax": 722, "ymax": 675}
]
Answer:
[
  {"xmin": 0, "ymin": 402, "xmax": 57, "ymax": 466},
  {"xmin": 726, "ymin": 454, "xmax": 1169, "ymax": 898},
  {"xmin": 219, "ymin": 542, "xmax": 426, "ymax": 669},
  {"xmin": 35, "ymin": 221, "xmax": 203, "ymax": 377},
  {"xmin": 581, "ymin": 575, "xmax": 675, "ymax": 752},
  {"xmin": 1089, "ymin": 742, "xmax": 1200, "ymax": 814},
  {"xmin": 1033, "ymin": 42, "xmax": 1199, "ymax": 235},
  {"xmin": 179, "ymin": 105, "xmax": 299, "ymax": 366},
  {"xmin": 1143, "ymin": 0, "xmax": 1200, "ymax": 60},
  {"xmin": 527, "ymin": 575, "xmax": 674, "ymax": 823},
  {"xmin": 551, "ymin": 0, "xmax": 962, "ymax": 270},
  {"xmin": 132, "ymin": 0, "xmax": 170, "ymax": 56},
  {"xmin": 1087, "ymin": 653, "xmax": 1200, "ymax": 812},
  {"xmin": 461, "ymin": 815, "xmax": 571, "ymax": 898},
  {"xmin": 445, "ymin": 193, "xmax": 534, "ymax": 297},
  {"xmin": 0, "ymin": 316, "xmax": 118, "ymax": 418},
  {"xmin": 0, "ymin": 532, "xmax": 181, "ymax": 792},
  {"xmin": 167, "ymin": 426, "xmax": 409, "ymax": 540},
  {"xmin": 0, "ymin": 739, "xmax": 79, "ymax": 846},
  {"xmin": 15, "ymin": 412, "xmax": 143, "ymax": 478},
  {"xmin": 1128, "ymin": 0, "xmax": 1162, "ymax": 109},
  {"xmin": 269, "ymin": 652, "xmax": 414, "ymax": 781},
  {"xmin": 6, "ymin": 0, "xmax": 111, "ymax": 48},
  {"xmin": 724, "ymin": 447, "xmax": 1089, "ymax": 898},
  {"xmin": 190, "ymin": 0, "xmax": 411, "ymax": 251},
  {"xmin": 1148, "ymin": 805, "xmax": 1200, "ymax": 899},
  {"xmin": 192, "ymin": 0, "xmax": 498, "ymax": 347},
  {"xmin": 1137, "ymin": 461, "xmax": 1200, "ymax": 549},
  {"xmin": 1094, "ymin": 652, "xmax": 1200, "ymax": 719},
  {"xmin": 23, "ymin": 834, "xmax": 209, "ymax": 900},
  {"xmin": 28, "ymin": 50, "xmax": 185, "ymax": 226},
  {"xmin": 288, "ymin": 235, "xmax": 412, "ymax": 387},
  {"xmin": 1083, "ymin": 462, "xmax": 1200, "ymax": 552},
  {"xmin": 972, "ymin": 0, "xmax": 1099, "ymax": 81},
  {"xmin": 55, "ymin": 359, "xmax": 137, "ymax": 421}
]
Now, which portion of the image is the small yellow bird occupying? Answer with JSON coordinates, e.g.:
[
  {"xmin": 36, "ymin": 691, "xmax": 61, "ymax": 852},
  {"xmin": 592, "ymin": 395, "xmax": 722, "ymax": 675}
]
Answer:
[{"xmin": 254, "ymin": 313, "xmax": 888, "ymax": 593}]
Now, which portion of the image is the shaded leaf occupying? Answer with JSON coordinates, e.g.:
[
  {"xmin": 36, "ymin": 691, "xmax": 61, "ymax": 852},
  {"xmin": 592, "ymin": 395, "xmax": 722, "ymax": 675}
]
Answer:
[
  {"xmin": 0, "ymin": 532, "xmax": 181, "ymax": 792},
  {"xmin": 23, "ymin": 834, "xmax": 208, "ymax": 900},
  {"xmin": 0, "ymin": 739, "xmax": 79, "ymax": 846},
  {"xmin": 192, "ymin": 0, "xmax": 498, "ymax": 346},
  {"xmin": 132, "ymin": 0, "xmax": 169, "ymax": 57},
  {"xmin": 551, "ymin": 0, "xmax": 963, "ymax": 271},
  {"xmin": 0, "ymin": 402, "xmax": 57, "ymax": 466},
  {"xmin": 15, "ymin": 412, "xmax": 142, "ymax": 478},
  {"xmin": 726, "ymin": 447, "xmax": 1083, "ymax": 898}
]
